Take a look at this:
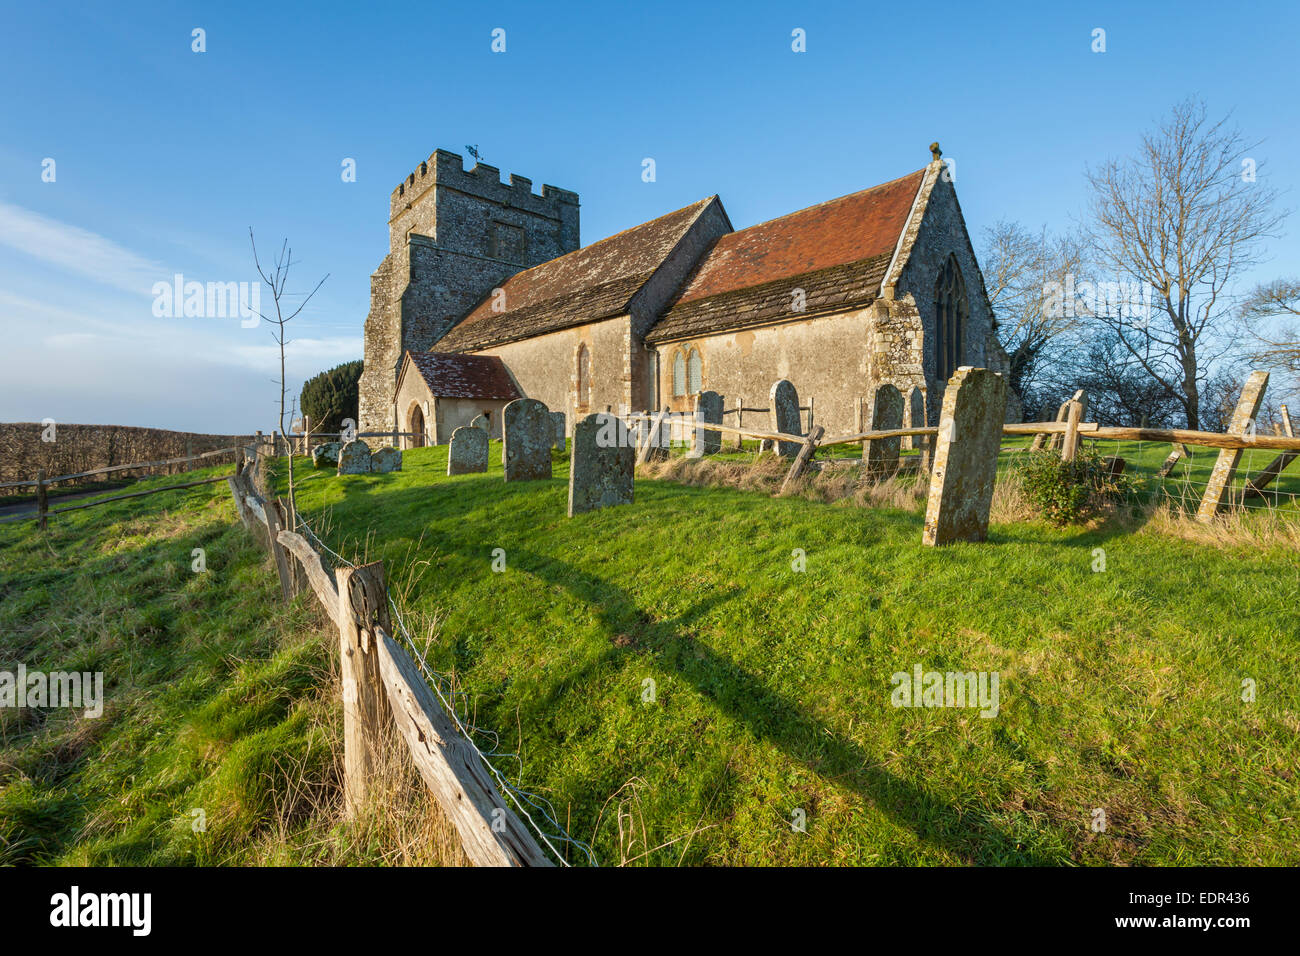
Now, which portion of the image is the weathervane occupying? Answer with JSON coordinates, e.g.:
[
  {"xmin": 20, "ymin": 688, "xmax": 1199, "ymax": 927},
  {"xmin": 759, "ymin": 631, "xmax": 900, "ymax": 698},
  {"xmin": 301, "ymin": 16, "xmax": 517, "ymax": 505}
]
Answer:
[{"xmin": 466, "ymin": 144, "xmax": 483, "ymax": 164}]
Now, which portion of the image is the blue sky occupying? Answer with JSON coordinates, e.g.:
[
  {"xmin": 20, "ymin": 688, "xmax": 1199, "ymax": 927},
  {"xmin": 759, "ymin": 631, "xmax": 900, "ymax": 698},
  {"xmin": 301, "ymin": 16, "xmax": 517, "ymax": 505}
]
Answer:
[{"xmin": 1, "ymin": 0, "xmax": 1296, "ymax": 432}]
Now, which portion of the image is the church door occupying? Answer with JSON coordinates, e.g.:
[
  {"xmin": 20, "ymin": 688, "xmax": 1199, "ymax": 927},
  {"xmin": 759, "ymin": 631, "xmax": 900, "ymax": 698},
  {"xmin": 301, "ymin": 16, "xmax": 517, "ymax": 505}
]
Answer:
[{"xmin": 408, "ymin": 404, "xmax": 425, "ymax": 448}]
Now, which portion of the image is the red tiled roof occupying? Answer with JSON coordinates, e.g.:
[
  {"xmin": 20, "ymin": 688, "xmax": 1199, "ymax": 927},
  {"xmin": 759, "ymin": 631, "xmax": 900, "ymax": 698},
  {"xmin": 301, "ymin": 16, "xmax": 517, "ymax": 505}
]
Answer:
[
  {"xmin": 646, "ymin": 170, "xmax": 925, "ymax": 343},
  {"xmin": 401, "ymin": 351, "xmax": 521, "ymax": 400},
  {"xmin": 671, "ymin": 170, "xmax": 925, "ymax": 306},
  {"xmin": 437, "ymin": 197, "xmax": 717, "ymax": 352}
]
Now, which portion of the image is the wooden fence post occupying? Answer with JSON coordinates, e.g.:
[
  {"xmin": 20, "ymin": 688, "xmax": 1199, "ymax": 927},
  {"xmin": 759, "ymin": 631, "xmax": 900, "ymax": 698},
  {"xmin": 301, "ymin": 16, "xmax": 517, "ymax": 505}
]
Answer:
[
  {"xmin": 1061, "ymin": 399, "xmax": 1084, "ymax": 462},
  {"xmin": 36, "ymin": 470, "xmax": 47, "ymax": 531},
  {"xmin": 1245, "ymin": 403, "xmax": 1297, "ymax": 498},
  {"xmin": 735, "ymin": 396, "xmax": 745, "ymax": 450},
  {"xmin": 1197, "ymin": 370, "xmax": 1269, "ymax": 522},
  {"xmin": 264, "ymin": 500, "xmax": 296, "ymax": 602},
  {"xmin": 779, "ymin": 425, "xmax": 824, "ymax": 496},
  {"xmin": 336, "ymin": 561, "xmax": 392, "ymax": 818}
]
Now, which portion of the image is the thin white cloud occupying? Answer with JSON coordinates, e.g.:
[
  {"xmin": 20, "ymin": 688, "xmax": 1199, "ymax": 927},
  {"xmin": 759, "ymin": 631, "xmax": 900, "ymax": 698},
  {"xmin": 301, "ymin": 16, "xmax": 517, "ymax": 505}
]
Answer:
[{"xmin": 0, "ymin": 201, "xmax": 165, "ymax": 295}]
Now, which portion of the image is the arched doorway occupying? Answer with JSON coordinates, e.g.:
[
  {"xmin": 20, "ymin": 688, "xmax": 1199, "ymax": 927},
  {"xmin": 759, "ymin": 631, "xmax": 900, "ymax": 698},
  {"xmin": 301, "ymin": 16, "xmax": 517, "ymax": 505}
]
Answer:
[{"xmin": 408, "ymin": 403, "xmax": 425, "ymax": 447}]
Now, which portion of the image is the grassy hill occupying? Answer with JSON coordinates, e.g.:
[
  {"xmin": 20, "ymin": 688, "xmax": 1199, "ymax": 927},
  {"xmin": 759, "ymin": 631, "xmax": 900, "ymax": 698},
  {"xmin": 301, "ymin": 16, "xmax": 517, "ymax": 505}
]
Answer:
[{"xmin": 2, "ymin": 442, "xmax": 1297, "ymax": 865}]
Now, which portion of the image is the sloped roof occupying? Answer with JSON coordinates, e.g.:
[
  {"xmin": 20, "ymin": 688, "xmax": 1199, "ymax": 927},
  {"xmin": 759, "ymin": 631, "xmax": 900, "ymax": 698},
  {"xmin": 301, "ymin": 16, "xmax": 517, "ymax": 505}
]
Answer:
[
  {"xmin": 647, "ymin": 169, "xmax": 925, "ymax": 343},
  {"xmin": 437, "ymin": 197, "xmax": 717, "ymax": 352},
  {"xmin": 399, "ymin": 351, "xmax": 521, "ymax": 400}
]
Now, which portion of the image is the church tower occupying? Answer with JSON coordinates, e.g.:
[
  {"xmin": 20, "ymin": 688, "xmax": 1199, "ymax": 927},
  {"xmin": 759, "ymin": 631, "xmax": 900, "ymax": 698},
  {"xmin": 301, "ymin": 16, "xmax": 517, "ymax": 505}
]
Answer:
[{"xmin": 358, "ymin": 149, "xmax": 580, "ymax": 436}]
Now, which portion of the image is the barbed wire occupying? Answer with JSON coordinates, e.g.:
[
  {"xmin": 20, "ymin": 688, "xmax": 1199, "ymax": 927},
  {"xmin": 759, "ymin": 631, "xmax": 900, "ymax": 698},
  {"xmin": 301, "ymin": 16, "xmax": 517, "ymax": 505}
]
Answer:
[{"xmin": 295, "ymin": 511, "xmax": 597, "ymax": 867}]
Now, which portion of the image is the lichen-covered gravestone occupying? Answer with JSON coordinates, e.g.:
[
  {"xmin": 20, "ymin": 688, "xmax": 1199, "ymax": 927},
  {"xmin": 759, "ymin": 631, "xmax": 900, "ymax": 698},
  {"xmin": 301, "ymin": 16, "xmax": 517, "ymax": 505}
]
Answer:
[
  {"xmin": 863, "ymin": 383, "xmax": 904, "ymax": 476},
  {"xmin": 551, "ymin": 411, "xmax": 566, "ymax": 451},
  {"xmin": 471, "ymin": 414, "xmax": 490, "ymax": 433},
  {"xmin": 568, "ymin": 413, "xmax": 634, "ymax": 516},
  {"xmin": 370, "ymin": 446, "xmax": 402, "ymax": 473},
  {"xmin": 905, "ymin": 387, "xmax": 926, "ymax": 453},
  {"xmin": 689, "ymin": 391, "xmax": 724, "ymax": 458},
  {"xmin": 311, "ymin": 441, "xmax": 342, "ymax": 469},
  {"xmin": 502, "ymin": 398, "xmax": 553, "ymax": 481},
  {"xmin": 770, "ymin": 380, "xmax": 801, "ymax": 457},
  {"xmin": 447, "ymin": 425, "xmax": 488, "ymax": 475},
  {"xmin": 922, "ymin": 367, "xmax": 1007, "ymax": 546},
  {"xmin": 337, "ymin": 439, "xmax": 371, "ymax": 475}
]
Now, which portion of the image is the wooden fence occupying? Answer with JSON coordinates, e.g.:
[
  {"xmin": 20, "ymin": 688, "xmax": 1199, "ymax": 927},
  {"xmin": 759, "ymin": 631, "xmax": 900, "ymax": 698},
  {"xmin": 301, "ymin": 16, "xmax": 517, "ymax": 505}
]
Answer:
[
  {"xmin": 623, "ymin": 370, "xmax": 1300, "ymax": 525},
  {"xmin": 225, "ymin": 463, "xmax": 556, "ymax": 867}
]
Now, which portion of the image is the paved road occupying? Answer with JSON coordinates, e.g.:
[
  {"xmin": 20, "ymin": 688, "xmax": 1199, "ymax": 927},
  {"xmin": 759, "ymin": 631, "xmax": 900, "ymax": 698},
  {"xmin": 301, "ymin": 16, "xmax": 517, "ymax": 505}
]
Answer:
[{"xmin": 0, "ymin": 490, "xmax": 109, "ymax": 523}]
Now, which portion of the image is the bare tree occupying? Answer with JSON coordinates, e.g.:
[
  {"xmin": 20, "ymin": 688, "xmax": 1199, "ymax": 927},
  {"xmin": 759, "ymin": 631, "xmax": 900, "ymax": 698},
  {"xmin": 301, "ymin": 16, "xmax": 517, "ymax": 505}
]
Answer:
[
  {"xmin": 980, "ymin": 221, "xmax": 1088, "ymax": 407},
  {"xmin": 248, "ymin": 229, "xmax": 329, "ymax": 440},
  {"xmin": 1084, "ymin": 97, "xmax": 1284, "ymax": 429},
  {"xmin": 1238, "ymin": 278, "xmax": 1300, "ymax": 376}
]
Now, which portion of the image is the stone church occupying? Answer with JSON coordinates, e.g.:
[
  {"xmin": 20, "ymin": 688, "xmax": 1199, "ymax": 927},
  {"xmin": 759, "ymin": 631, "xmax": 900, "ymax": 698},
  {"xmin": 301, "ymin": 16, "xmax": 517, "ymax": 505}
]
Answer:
[{"xmin": 359, "ymin": 145, "xmax": 1017, "ymax": 446}]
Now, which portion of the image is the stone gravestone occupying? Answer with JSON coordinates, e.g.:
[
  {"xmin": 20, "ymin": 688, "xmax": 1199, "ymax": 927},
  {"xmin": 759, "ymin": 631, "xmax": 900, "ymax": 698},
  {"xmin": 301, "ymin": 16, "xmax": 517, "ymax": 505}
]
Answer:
[
  {"xmin": 370, "ymin": 446, "xmax": 402, "ymax": 473},
  {"xmin": 904, "ymin": 387, "xmax": 926, "ymax": 451},
  {"xmin": 447, "ymin": 425, "xmax": 489, "ymax": 475},
  {"xmin": 311, "ymin": 441, "xmax": 342, "ymax": 469},
  {"xmin": 568, "ymin": 413, "xmax": 634, "ymax": 516},
  {"xmin": 770, "ymin": 379, "xmax": 802, "ymax": 457},
  {"xmin": 689, "ymin": 391, "xmax": 724, "ymax": 458},
  {"xmin": 502, "ymin": 398, "xmax": 553, "ymax": 481},
  {"xmin": 863, "ymin": 383, "xmax": 904, "ymax": 477},
  {"xmin": 922, "ymin": 367, "xmax": 1008, "ymax": 546},
  {"xmin": 471, "ymin": 414, "xmax": 490, "ymax": 433},
  {"xmin": 337, "ymin": 439, "xmax": 372, "ymax": 475},
  {"xmin": 551, "ymin": 411, "xmax": 566, "ymax": 451}
]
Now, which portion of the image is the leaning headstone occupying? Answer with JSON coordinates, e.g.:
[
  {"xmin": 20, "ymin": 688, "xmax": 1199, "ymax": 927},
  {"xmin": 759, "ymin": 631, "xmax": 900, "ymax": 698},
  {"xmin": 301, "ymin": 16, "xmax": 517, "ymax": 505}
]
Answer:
[
  {"xmin": 471, "ymin": 414, "xmax": 490, "ymax": 433},
  {"xmin": 1196, "ymin": 370, "xmax": 1269, "ymax": 522},
  {"xmin": 311, "ymin": 441, "xmax": 342, "ymax": 469},
  {"xmin": 337, "ymin": 439, "xmax": 372, "ymax": 475},
  {"xmin": 863, "ymin": 383, "xmax": 904, "ymax": 477},
  {"xmin": 502, "ymin": 398, "xmax": 553, "ymax": 481},
  {"xmin": 770, "ymin": 379, "xmax": 802, "ymax": 457},
  {"xmin": 689, "ymin": 391, "xmax": 724, "ymax": 458},
  {"xmin": 447, "ymin": 425, "xmax": 489, "ymax": 475},
  {"xmin": 568, "ymin": 413, "xmax": 635, "ymax": 516},
  {"xmin": 922, "ymin": 368, "xmax": 1008, "ymax": 546},
  {"xmin": 370, "ymin": 446, "xmax": 402, "ymax": 473},
  {"xmin": 550, "ymin": 411, "xmax": 566, "ymax": 451}
]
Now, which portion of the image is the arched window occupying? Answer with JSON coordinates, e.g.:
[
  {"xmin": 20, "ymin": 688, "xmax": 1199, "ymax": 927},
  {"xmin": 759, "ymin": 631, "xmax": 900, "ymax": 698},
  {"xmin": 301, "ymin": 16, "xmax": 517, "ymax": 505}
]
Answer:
[
  {"xmin": 672, "ymin": 350, "xmax": 686, "ymax": 397},
  {"xmin": 934, "ymin": 255, "xmax": 969, "ymax": 383},
  {"xmin": 687, "ymin": 348, "xmax": 702, "ymax": 395},
  {"xmin": 577, "ymin": 344, "xmax": 591, "ymax": 407}
]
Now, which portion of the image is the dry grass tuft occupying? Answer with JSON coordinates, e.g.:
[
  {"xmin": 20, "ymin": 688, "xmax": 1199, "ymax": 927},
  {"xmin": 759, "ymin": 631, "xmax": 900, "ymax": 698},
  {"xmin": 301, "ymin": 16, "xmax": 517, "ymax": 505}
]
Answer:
[{"xmin": 1140, "ymin": 501, "xmax": 1300, "ymax": 550}]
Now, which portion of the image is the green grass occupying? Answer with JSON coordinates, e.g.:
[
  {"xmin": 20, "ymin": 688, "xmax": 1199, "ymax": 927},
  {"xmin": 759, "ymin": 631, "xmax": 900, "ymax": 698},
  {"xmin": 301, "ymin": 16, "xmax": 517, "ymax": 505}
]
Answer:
[
  {"xmin": 0, "ymin": 466, "xmax": 380, "ymax": 865},
  {"xmin": 271, "ymin": 442, "xmax": 1299, "ymax": 866},
  {"xmin": 3, "ymin": 443, "xmax": 1297, "ymax": 866}
]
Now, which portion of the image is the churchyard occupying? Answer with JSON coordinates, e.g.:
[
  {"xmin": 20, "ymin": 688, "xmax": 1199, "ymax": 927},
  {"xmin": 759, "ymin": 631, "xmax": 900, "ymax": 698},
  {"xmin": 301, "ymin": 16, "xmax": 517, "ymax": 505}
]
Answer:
[{"xmin": 8, "ymin": 365, "xmax": 1296, "ymax": 866}]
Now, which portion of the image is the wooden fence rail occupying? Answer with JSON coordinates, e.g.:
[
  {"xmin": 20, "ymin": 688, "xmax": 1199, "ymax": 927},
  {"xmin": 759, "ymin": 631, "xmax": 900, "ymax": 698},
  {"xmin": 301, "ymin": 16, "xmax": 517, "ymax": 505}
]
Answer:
[
  {"xmin": 0, "ymin": 445, "xmax": 241, "ymax": 490},
  {"xmin": 224, "ymin": 475, "xmax": 553, "ymax": 867}
]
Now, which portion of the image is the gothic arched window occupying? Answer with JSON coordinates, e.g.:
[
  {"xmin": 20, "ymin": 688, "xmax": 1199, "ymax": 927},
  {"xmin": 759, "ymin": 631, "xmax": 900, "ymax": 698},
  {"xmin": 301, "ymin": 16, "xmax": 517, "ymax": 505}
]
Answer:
[
  {"xmin": 577, "ymin": 344, "xmax": 591, "ymax": 408},
  {"xmin": 672, "ymin": 350, "xmax": 686, "ymax": 397},
  {"xmin": 687, "ymin": 348, "xmax": 702, "ymax": 395},
  {"xmin": 934, "ymin": 255, "xmax": 969, "ymax": 383}
]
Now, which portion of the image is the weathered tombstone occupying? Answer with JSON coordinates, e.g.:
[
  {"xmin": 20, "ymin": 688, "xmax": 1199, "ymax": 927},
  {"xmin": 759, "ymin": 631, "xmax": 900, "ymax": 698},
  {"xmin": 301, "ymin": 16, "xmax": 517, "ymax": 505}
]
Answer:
[
  {"xmin": 689, "ymin": 390, "xmax": 724, "ymax": 458},
  {"xmin": 311, "ymin": 441, "xmax": 342, "ymax": 469},
  {"xmin": 370, "ymin": 446, "xmax": 402, "ymax": 473},
  {"xmin": 568, "ymin": 413, "xmax": 635, "ymax": 516},
  {"xmin": 502, "ymin": 398, "xmax": 553, "ymax": 481},
  {"xmin": 863, "ymin": 383, "xmax": 904, "ymax": 476},
  {"xmin": 471, "ymin": 414, "xmax": 490, "ymax": 433},
  {"xmin": 908, "ymin": 386, "xmax": 931, "ymax": 470},
  {"xmin": 770, "ymin": 379, "xmax": 802, "ymax": 457},
  {"xmin": 337, "ymin": 439, "xmax": 372, "ymax": 475},
  {"xmin": 922, "ymin": 367, "xmax": 1008, "ymax": 546},
  {"xmin": 1196, "ymin": 370, "xmax": 1269, "ymax": 522},
  {"xmin": 447, "ymin": 425, "xmax": 489, "ymax": 475},
  {"xmin": 550, "ymin": 411, "xmax": 566, "ymax": 451}
]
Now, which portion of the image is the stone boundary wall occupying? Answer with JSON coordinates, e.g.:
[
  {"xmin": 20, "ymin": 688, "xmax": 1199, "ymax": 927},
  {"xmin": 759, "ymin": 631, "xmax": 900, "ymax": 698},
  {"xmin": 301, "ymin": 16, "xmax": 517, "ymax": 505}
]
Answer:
[{"xmin": 0, "ymin": 423, "xmax": 247, "ymax": 485}]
